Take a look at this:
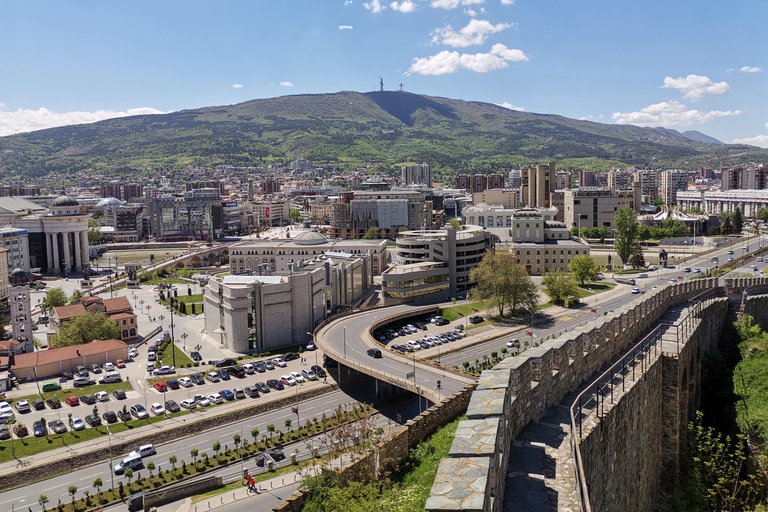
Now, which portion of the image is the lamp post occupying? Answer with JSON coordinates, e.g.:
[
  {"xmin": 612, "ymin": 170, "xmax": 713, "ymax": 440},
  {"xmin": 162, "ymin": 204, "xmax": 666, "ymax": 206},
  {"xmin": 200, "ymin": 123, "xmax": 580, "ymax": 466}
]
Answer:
[
  {"xmin": 106, "ymin": 423, "xmax": 115, "ymax": 491},
  {"xmin": 307, "ymin": 332, "xmax": 318, "ymax": 367},
  {"xmin": 11, "ymin": 498, "xmax": 25, "ymax": 512},
  {"xmin": 524, "ymin": 306, "xmax": 535, "ymax": 347},
  {"xmin": 159, "ymin": 314, "xmax": 165, "ymax": 330},
  {"xmin": 180, "ymin": 332, "xmax": 188, "ymax": 351},
  {"xmin": 169, "ymin": 306, "xmax": 176, "ymax": 367}
]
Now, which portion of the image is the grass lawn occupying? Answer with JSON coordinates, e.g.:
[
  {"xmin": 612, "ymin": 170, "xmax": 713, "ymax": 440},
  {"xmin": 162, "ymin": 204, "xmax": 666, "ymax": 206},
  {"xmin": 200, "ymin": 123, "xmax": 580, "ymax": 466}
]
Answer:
[
  {"xmin": 441, "ymin": 300, "xmax": 489, "ymax": 322},
  {"xmin": 155, "ymin": 341, "xmax": 194, "ymax": 367},
  {"xmin": 143, "ymin": 277, "xmax": 189, "ymax": 286},
  {"xmin": 14, "ymin": 380, "xmax": 135, "ymax": 405}
]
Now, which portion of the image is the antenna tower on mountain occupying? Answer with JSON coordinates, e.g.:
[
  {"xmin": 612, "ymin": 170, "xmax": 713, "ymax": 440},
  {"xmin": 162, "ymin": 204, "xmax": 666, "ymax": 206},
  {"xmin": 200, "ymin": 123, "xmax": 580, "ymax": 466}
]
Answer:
[{"xmin": 379, "ymin": 77, "xmax": 384, "ymax": 92}]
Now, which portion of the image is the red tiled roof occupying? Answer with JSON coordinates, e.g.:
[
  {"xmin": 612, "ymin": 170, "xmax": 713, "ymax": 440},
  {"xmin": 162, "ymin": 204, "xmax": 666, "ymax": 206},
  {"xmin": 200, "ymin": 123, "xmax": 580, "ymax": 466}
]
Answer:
[
  {"xmin": 0, "ymin": 340, "xmax": 20, "ymax": 350},
  {"xmin": 109, "ymin": 313, "xmax": 136, "ymax": 320},
  {"xmin": 79, "ymin": 296, "xmax": 102, "ymax": 306},
  {"xmin": 53, "ymin": 304, "xmax": 87, "ymax": 320},
  {"xmin": 13, "ymin": 339, "xmax": 128, "ymax": 368},
  {"xmin": 103, "ymin": 296, "xmax": 132, "ymax": 312}
]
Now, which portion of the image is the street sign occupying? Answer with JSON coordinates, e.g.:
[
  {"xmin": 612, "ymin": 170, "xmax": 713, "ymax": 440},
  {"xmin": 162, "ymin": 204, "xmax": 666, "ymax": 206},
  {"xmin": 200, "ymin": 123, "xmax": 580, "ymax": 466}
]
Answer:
[{"xmin": 406, "ymin": 371, "xmax": 415, "ymax": 380}]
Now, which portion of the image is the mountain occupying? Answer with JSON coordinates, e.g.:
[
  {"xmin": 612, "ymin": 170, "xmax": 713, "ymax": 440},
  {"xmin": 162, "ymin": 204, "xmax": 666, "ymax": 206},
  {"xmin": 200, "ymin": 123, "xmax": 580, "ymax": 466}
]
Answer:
[
  {"xmin": 0, "ymin": 91, "xmax": 765, "ymax": 180},
  {"xmin": 681, "ymin": 130, "xmax": 723, "ymax": 145}
]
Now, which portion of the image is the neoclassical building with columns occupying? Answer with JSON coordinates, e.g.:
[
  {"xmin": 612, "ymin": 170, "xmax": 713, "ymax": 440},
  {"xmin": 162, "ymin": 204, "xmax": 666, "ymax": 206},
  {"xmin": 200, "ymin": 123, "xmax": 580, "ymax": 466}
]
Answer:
[{"xmin": 1, "ymin": 195, "xmax": 90, "ymax": 274}]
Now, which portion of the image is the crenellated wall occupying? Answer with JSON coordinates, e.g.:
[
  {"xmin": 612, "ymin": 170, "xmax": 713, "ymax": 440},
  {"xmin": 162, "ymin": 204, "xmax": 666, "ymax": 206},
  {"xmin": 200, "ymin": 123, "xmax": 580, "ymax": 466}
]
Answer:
[
  {"xmin": 426, "ymin": 277, "xmax": 754, "ymax": 512},
  {"xmin": 743, "ymin": 294, "xmax": 768, "ymax": 327}
]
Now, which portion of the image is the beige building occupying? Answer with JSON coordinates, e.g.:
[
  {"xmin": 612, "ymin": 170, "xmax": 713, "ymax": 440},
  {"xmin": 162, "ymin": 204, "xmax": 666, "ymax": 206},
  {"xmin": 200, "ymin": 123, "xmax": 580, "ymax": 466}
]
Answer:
[
  {"xmin": 521, "ymin": 162, "xmax": 556, "ymax": 208},
  {"xmin": 12, "ymin": 339, "xmax": 128, "ymax": 381},
  {"xmin": 471, "ymin": 189, "xmax": 520, "ymax": 209},
  {"xmin": 204, "ymin": 252, "xmax": 373, "ymax": 353},
  {"xmin": 0, "ymin": 248, "xmax": 8, "ymax": 301},
  {"xmin": 563, "ymin": 186, "xmax": 640, "ymax": 232},
  {"xmin": 229, "ymin": 231, "xmax": 387, "ymax": 276},
  {"xmin": 50, "ymin": 296, "xmax": 138, "ymax": 342}
]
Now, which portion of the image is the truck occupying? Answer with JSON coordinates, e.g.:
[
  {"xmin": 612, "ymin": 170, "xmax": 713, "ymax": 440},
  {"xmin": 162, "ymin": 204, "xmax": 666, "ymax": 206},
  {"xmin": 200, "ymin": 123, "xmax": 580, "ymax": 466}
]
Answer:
[{"xmin": 613, "ymin": 277, "xmax": 636, "ymax": 286}]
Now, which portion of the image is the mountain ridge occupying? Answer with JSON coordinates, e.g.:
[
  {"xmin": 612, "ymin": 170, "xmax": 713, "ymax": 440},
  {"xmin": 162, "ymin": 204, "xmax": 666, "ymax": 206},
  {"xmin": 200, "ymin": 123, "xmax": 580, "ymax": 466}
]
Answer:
[{"xmin": 0, "ymin": 90, "xmax": 764, "ymax": 180}]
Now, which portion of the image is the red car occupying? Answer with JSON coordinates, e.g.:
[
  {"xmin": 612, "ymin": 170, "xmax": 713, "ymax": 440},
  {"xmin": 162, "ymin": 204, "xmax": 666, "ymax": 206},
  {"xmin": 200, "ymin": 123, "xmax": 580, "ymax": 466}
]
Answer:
[
  {"xmin": 154, "ymin": 381, "xmax": 167, "ymax": 392},
  {"xmin": 114, "ymin": 359, "xmax": 126, "ymax": 369},
  {"xmin": 65, "ymin": 396, "xmax": 80, "ymax": 406}
]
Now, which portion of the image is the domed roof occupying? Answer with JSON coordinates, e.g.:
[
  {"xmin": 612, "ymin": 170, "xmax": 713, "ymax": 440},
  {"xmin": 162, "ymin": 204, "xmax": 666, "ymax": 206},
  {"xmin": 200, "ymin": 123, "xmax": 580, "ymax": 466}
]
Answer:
[
  {"xmin": 293, "ymin": 230, "xmax": 328, "ymax": 245},
  {"xmin": 52, "ymin": 195, "xmax": 79, "ymax": 207},
  {"xmin": 96, "ymin": 197, "xmax": 122, "ymax": 207}
]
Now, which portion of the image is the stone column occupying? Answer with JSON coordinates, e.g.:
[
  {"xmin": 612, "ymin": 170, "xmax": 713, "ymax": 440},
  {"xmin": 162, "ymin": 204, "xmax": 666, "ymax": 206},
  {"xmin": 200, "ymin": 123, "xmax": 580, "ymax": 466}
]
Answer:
[
  {"xmin": 62, "ymin": 232, "xmax": 71, "ymax": 273},
  {"xmin": 51, "ymin": 232, "xmax": 60, "ymax": 273},
  {"xmin": 74, "ymin": 231, "xmax": 82, "ymax": 270},
  {"xmin": 46, "ymin": 233, "xmax": 53, "ymax": 272},
  {"xmin": 81, "ymin": 230, "xmax": 89, "ymax": 267}
]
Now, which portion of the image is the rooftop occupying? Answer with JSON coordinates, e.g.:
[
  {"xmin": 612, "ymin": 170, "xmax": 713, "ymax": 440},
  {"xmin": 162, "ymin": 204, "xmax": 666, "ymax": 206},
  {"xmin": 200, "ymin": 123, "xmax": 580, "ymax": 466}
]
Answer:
[{"xmin": 14, "ymin": 339, "xmax": 128, "ymax": 368}]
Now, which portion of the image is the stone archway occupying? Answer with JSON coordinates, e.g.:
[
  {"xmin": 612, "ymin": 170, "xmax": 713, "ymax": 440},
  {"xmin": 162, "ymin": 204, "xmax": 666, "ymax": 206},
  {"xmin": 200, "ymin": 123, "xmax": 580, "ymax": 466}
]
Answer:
[
  {"xmin": 189, "ymin": 255, "xmax": 203, "ymax": 267},
  {"xmin": 174, "ymin": 261, "xmax": 185, "ymax": 270}
]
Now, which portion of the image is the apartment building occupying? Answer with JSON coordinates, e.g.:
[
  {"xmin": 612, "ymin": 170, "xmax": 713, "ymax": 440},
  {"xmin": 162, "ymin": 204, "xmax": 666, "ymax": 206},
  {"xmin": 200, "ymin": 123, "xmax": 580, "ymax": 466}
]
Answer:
[
  {"xmin": 521, "ymin": 163, "xmax": 555, "ymax": 208},
  {"xmin": 660, "ymin": 170, "xmax": 689, "ymax": 205},
  {"xmin": 563, "ymin": 185, "xmax": 640, "ymax": 231}
]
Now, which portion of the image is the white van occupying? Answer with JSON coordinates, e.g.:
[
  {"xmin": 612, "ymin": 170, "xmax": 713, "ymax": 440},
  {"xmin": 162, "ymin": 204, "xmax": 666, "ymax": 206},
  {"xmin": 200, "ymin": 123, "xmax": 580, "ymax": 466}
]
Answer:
[
  {"xmin": 99, "ymin": 371, "xmax": 122, "ymax": 384},
  {"xmin": 115, "ymin": 453, "xmax": 143, "ymax": 474},
  {"xmin": 242, "ymin": 363, "xmax": 255, "ymax": 374}
]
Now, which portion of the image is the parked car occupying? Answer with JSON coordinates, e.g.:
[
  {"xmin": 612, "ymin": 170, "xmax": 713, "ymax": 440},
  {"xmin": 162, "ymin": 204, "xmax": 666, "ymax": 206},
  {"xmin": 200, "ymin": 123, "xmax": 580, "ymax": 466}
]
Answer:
[
  {"xmin": 264, "ymin": 360, "xmax": 275, "ymax": 371},
  {"xmin": 280, "ymin": 375, "xmax": 296, "ymax": 386},
  {"xmin": 190, "ymin": 373, "xmax": 205, "ymax": 385},
  {"xmin": 207, "ymin": 393, "xmax": 223, "ymax": 404},
  {"xmin": 112, "ymin": 389, "xmax": 127, "ymax": 400},
  {"xmin": 254, "ymin": 362, "xmax": 267, "ymax": 373},
  {"xmin": 130, "ymin": 404, "xmax": 149, "ymax": 420},
  {"xmin": 255, "ymin": 449, "xmax": 285, "ymax": 467},
  {"xmin": 242, "ymin": 363, "xmax": 255, "ymax": 374},
  {"xmin": 267, "ymin": 379, "xmax": 284, "ymax": 390},
  {"xmin": 195, "ymin": 395, "xmax": 211, "ymax": 407},
  {"xmin": 322, "ymin": 355, "xmax": 338, "ymax": 368},
  {"xmin": 302, "ymin": 369, "xmax": 318, "ymax": 381},
  {"xmin": 14, "ymin": 400, "xmax": 30, "ymax": 413},
  {"xmin": 272, "ymin": 357, "xmax": 287, "ymax": 368},
  {"xmin": 102, "ymin": 411, "xmax": 118, "ymax": 423},
  {"xmin": 65, "ymin": 396, "xmax": 80, "ymax": 407},
  {"xmin": 469, "ymin": 315, "xmax": 483, "ymax": 323},
  {"xmin": 147, "ymin": 352, "xmax": 157, "ymax": 362},
  {"xmin": 244, "ymin": 386, "xmax": 260, "ymax": 398},
  {"xmin": 283, "ymin": 352, "xmax": 300, "ymax": 361},
  {"xmin": 32, "ymin": 399, "xmax": 45, "ymax": 411},
  {"xmin": 255, "ymin": 381, "xmax": 270, "ymax": 393},
  {"xmin": 154, "ymin": 381, "xmax": 167, "ymax": 392},
  {"xmin": 289, "ymin": 371, "xmax": 305, "ymax": 383},
  {"xmin": 218, "ymin": 369, "xmax": 231, "ymax": 381},
  {"xmin": 165, "ymin": 400, "xmax": 181, "ymax": 413},
  {"xmin": 13, "ymin": 424, "xmax": 29, "ymax": 437},
  {"xmin": 89, "ymin": 364, "xmax": 103, "ymax": 374},
  {"xmin": 69, "ymin": 416, "xmax": 85, "ymax": 431},
  {"xmin": 74, "ymin": 365, "xmax": 88, "ymax": 377},
  {"xmin": 49, "ymin": 419, "xmax": 67, "ymax": 434},
  {"xmin": 233, "ymin": 388, "xmax": 245, "ymax": 399},
  {"xmin": 46, "ymin": 397, "xmax": 62, "ymax": 409},
  {"xmin": 73, "ymin": 377, "xmax": 95, "ymax": 387},
  {"xmin": 150, "ymin": 403, "xmax": 166, "ymax": 415},
  {"xmin": 311, "ymin": 365, "xmax": 326, "ymax": 378},
  {"xmin": 178, "ymin": 377, "xmax": 193, "ymax": 387},
  {"xmin": 220, "ymin": 389, "xmax": 235, "ymax": 401},
  {"xmin": 59, "ymin": 371, "xmax": 74, "ymax": 380},
  {"xmin": 367, "ymin": 348, "xmax": 382, "ymax": 358},
  {"xmin": 226, "ymin": 366, "xmax": 245, "ymax": 378},
  {"xmin": 114, "ymin": 359, "xmax": 126, "ymax": 369},
  {"xmin": 305, "ymin": 340, "xmax": 316, "ymax": 351},
  {"xmin": 85, "ymin": 414, "xmax": 102, "ymax": 427},
  {"xmin": 42, "ymin": 382, "xmax": 62, "ymax": 392},
  {"xmin": 152, "ymin": 365, "xmax": 176, "ymax": 376},
  {"xmin": 179, "ymin": 399, "xmax": 197, "ymax": 410},
  {"xmin": 215, "ymin": 358, "xmax": 237, "ymax": 368},
  {"xmin": 103, "ymin": 362, "xmax": 115, "ymax": 372},
  {"xmin": 190, "ymin": 351, "xmax": 202, "ymax": 362},
  {"xmin": 0, "ymin": 427, "xmax": 9, "ymax": 440},
  {"xmin": 117, "ymin": 408, "xmax": 132, "ymax": 422},
  {"xmin": 32, "ymin": 421, "xmax": 47, "ymax": 437},
  {"xmin": 128, "ymin": 348, "xmax": 139, "ymax": 358}
]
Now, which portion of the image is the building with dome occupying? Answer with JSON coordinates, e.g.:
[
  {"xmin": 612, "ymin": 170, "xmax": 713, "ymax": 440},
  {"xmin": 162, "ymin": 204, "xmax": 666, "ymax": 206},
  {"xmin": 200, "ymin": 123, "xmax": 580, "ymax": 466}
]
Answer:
[
  {"xmin": 229, "ymin": 230, "xmax": 387, "ymax": 275},
  {"xmin": 0, "ymin": 194, "xmax": 90, "ymax": 274}
]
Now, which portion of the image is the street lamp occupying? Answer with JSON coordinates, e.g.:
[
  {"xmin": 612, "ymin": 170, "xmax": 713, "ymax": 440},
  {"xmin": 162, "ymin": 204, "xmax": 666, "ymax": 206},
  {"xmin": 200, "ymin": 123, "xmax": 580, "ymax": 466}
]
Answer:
[
  {"xmin": 11, "ymin": 498, "xmax": 25, "ymax": 512},
  {"xmin": 180, "ymin": 332, "xmax": 188, "ymax": 351},
  {"xmin": 524, "ymin": 306, "xmax": 535, "ymax": 347},
  {"xmin": 169, "ymin": 306, "xmax": 176, "ymax": 367},
  {"xmin": 307, "ymin": 332, "xmax": 318, "ymax": 367}
]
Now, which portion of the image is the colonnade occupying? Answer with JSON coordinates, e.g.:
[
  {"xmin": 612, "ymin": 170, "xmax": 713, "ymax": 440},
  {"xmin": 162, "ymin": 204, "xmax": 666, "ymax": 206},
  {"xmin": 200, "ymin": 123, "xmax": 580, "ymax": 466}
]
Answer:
[{"xmin": 46, "ymin": 230, "xmax": 89, "ymax": 274}]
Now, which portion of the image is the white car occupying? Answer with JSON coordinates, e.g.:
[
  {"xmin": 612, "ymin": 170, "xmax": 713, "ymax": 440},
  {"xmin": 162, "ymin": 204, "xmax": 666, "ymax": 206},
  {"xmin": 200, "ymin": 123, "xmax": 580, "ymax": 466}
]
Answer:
[
  {"xmin": 95, "ymin": 391, "xmax": 109, "ymax": 402},
  {"xmin": 272, "ymin": 357, "xmax": 287, "ymax": 368},
  {"xmin": 289, "ymin": 371, "xmax": 305, "ymax": 383},
  {"xmin": 693, "ymin": 268, "xmax": 701, "ymax": 273},
  {"xmin": 178, "ymin": 377, "xmax": 193, "ymax": 387},
  {"xmin": 69, "ymin": 416, "xmax": 86, "ymax": 430},
  {"xmin": 128, "ymin": 348, "xmax": 138, "ymax": 358},
  {"xmin": 631, "ymin": 287, "xmax": 640, "ymax": 294},
  {"xmin": 280, "ymin": 374, "xmax": 296, "ymax": 386},
  {"xmin": 152, "ymin": 365, "xmax": 176, "ymax": 376},
  {"xmin": 150, "ymin": 402, "xmax": 165, "ymax": 415},
  {"xmin": 207, "ymin": 393, "xmax": 223, "ymax": 404},
  {"xmin": 103, "ymin": 362, "xmax": 115, "ymax": 371},
  {"xmin": 179, "ymin": 399, "xmax": 197, "ymax": 410},
  {"xmin": 407, "ymin": 340, "xmax": 422, "ymax": 350},
  {"xmin": 243, "ymin": 363, "xmax": 255, "ymax": 374},
  {"xmin": 14, "ymin": 400, "xmax": 30, "ymax": 413},
  {"xmin": 197, "ymin": 396, "xmax": 211, "ymax": 407}
]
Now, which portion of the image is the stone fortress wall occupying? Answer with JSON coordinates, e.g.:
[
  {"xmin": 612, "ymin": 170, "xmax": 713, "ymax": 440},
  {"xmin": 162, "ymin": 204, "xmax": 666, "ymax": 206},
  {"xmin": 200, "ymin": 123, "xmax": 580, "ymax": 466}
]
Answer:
[{"xmin": 425, "ymin": 277, "xmax": 766, "ymax": 511}]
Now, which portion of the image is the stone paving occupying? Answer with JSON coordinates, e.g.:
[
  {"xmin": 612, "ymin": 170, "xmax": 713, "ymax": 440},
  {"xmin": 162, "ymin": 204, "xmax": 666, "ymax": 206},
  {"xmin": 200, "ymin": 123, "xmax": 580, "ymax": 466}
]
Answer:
[{"xmin": 502, "ymin": 300, "xmax": 700, "ymax": 511}]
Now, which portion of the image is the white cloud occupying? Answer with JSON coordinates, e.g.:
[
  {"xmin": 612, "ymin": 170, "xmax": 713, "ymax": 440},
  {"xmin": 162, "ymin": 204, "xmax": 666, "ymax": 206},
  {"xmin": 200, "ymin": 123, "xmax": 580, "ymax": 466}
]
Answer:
[
  {"xmin": 661, "ymin": 75, "xmax": 729, "ymax": 101},
  {"xmin": 612, "ymin": 100, "xmax": 741, "ymax": 128},
  {"xmin": 345, "ymin": 0, "xmax": 353, "ymax": 4},
  {"xmin": 339, "ymin": 25, "xmax": 354, "ymax": 30},
  {"xmin": 500, "ymin": 0, "xmax": 514, "ymax": 4},
  {"xmin": 407, "ymin": 43, "xmax": 528, "ymax": 75},
  {"xmin": 431, "ymin": 19, "xmax": 511, "ymax": 48},
  {"xmin": 731, "ymin": 135, "xmax": 768, "ymax": 148},
  {"xmin": 726, "ymin": 68, "xmax": 734, "ymax": 74},
  {"xmin": 232, "ymin": 84, "xmax": 244, "ymax": 89},
  {"xmin": 364, "ymin": 0, "xmax": 385, "ymax": 12},
  {"xmin": 464, "ymin": 8, "xmax": 477, "ymax": 16},
  {"xmin": 496, "ymin": 102, "xmax": 524, "ymax": 111},
  {"xmin": 0, "ymin": 106, "xmax": 166, "ymax": 136},
  {"xmin": 280, "ymin": 81, "xmax": 295, "ymax": 87},
  {"xmin": 740, "ymin": 66, "xmax": 763, "ymax": 73},
  {"xmin": 390, "ymin": 0, "xmax": 416, "ymax": 12},
  {"xmin": 430, "ymin": 0, "xmax": 484, "ymax": 9}
]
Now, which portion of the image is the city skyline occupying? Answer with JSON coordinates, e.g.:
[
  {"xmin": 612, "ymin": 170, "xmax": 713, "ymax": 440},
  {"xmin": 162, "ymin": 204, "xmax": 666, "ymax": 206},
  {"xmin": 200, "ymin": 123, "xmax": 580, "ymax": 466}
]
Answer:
[{"xmin": 0, "ymin": 0, "xmax": 765, "ymax": 148}]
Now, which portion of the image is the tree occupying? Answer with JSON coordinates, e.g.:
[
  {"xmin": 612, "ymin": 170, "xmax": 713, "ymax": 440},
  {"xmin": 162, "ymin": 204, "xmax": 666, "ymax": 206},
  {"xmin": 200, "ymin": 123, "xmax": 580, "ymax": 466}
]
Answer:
[
  {"xmin": 44, "ymin": 287, "xmax": 67, "ymax": 309},
  {"xmin": 756, "ymin": 207, "xmax": 768, "ymax": 223},
  {"xmin": 596, "ymin": 226, "xmax": 610, "ymax": 243},
  {"xmin": 92, "ymin": 478, "xmax": 102, "ymax": 499},
  {"xmin": 68, "ymin": 290, "xmax": 83, "ymax": 305},
  {"xmin": 267, "ymin": 424, "xmax": 275, "ymax": 439},
  {"xmin": 570, "ymin": 226, "xmax": 581, "ymax": 237},
  {"xmin": 251, "ymin": 427, "xmax": 260, "ymax": 443},
  {"xmin": 38, "ymin": 495, "xmax": 49, "ymax": 512},
  {"xmin": 146, "ymin": 461, "xmax": 155, "ymax": 478},
  {"xmin": 542, "ymin": 270, "xmax": 579, "ymax": 304},
  {"xmin": 653, "ymin": 198, "xmax": 664, "ymax": 206},
  {"xmin": 469, "ymin": 251, "xmax": 538, "ymax": 317},
  {"xmin": 233, "ymin": 433, "xmax": 241, "ymax": 452},
  {"xmin": 50, "ymin": 312, "xmax": 120, "ymax": 348},
  {"xmin": 169, "ymin": 455, "xmax": 177, "ymax": 471},
  {"xmin": 569, "ymin": 254, "xmax": 599, "ymax": 286},
  {"xmin": 124, "ymin": 468, "xmax": 133, "ymax": 486},
  {"xmin": 734, "ymin": 206, "xmax": 744, "ymax": 234},
  {"xmin": 212, "ymin": 441, "xmax": 221, "ymax": 458},
  {"xmin": 362, "ymin": 227, "xmax": 380, "ymax": 239},
  {"xmin": 190, "ymin": 448, "xmax": 198, "ymax": 466},
  {"xmin": 285, "ymin": 418, "xmax": 292, "ymax": 430},
  {"xmin": 289, "ymin": 208, "xmax": 303, "ymax": 223},
  {"xmin": 448, "ymin": 218, "xmax": 461, "ymax": 230},
  {"xmin": 637, "ymin": 224, "xmax": 652, "ymax": 244},
  {"xmin": 87, "ymin": 219, "xmax": 103, "ymax": 245},
  {"xmin": 614, "ymin": 207, "xmax": 641, "ymax": 265},
  {"xmin": 68, "ymin": 486, "xmax": 78, "ymax": 503}
]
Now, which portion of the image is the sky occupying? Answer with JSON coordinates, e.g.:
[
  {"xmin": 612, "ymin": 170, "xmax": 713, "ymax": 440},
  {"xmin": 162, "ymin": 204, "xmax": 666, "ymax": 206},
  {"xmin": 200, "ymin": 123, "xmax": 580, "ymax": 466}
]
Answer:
[{"xmin": 1, "ymin": 0, "xmax": 766, "ymax": 148}]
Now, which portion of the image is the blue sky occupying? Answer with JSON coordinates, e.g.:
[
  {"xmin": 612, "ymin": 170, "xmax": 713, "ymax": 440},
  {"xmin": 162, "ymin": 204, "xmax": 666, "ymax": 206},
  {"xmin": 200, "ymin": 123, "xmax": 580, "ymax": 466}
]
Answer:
[{"xmin": 1, "ymin": 0, "xmax": 766, "ymax": 148}]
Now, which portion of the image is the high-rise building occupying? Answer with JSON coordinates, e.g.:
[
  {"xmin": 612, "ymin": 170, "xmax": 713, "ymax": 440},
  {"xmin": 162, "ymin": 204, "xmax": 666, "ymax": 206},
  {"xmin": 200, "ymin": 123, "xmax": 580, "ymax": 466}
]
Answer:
[
  {"xmin": 555, "ymin": 170, "xmax": 571, "ymax": 190},
  {"xmin": 563, "ymin": 185, "xmax": 640, "ymax": 231},
  {"xmin": 579, "ymin": 170, "xmax": 597, "ymax": 188},
  {"xmin": 508, "ymin": 170, "xmax": 522, "ymax": 188},
  {"xmin": 633, "ymin": 169, "xmax": 658, "ymax": 202},
  {"xmin": 699, "ymin": 167, "xmax": 715, "ymax": 179},
  {"xmin": 721, "ymin": 166, "xmax": 768, "ymax": 191},
  {"xmin": 660, "ymin": 170, "xmax": 689, "ymax": 205},
  {"xmin": 261, "ymin": 179, "xmax": 281, "ymax": 195},
  {"xmin": 454, "ymin": 174, "xmax": 504, "ymax": 192},
  {"xmin": 520, "ymin": 162, "xmax": 555, "ymax": 208},
  {"xmin": 607, "ymin": 169, "xmax": 633, "ymax": 191},
  {"xmin": 100, "ymin": 182, "xmax": 143, "ymax": 202},
  {"xmin": 401, "ymin": 163, "xmax": 432, "ymax": 187}
]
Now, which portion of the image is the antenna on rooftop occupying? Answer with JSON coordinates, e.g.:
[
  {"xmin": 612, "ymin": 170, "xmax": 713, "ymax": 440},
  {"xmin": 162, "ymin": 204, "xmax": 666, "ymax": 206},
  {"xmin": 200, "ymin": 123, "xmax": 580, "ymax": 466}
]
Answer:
[{"xmin": 379, "ymin": 76, "xmax": 384, "ymax": 92}]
